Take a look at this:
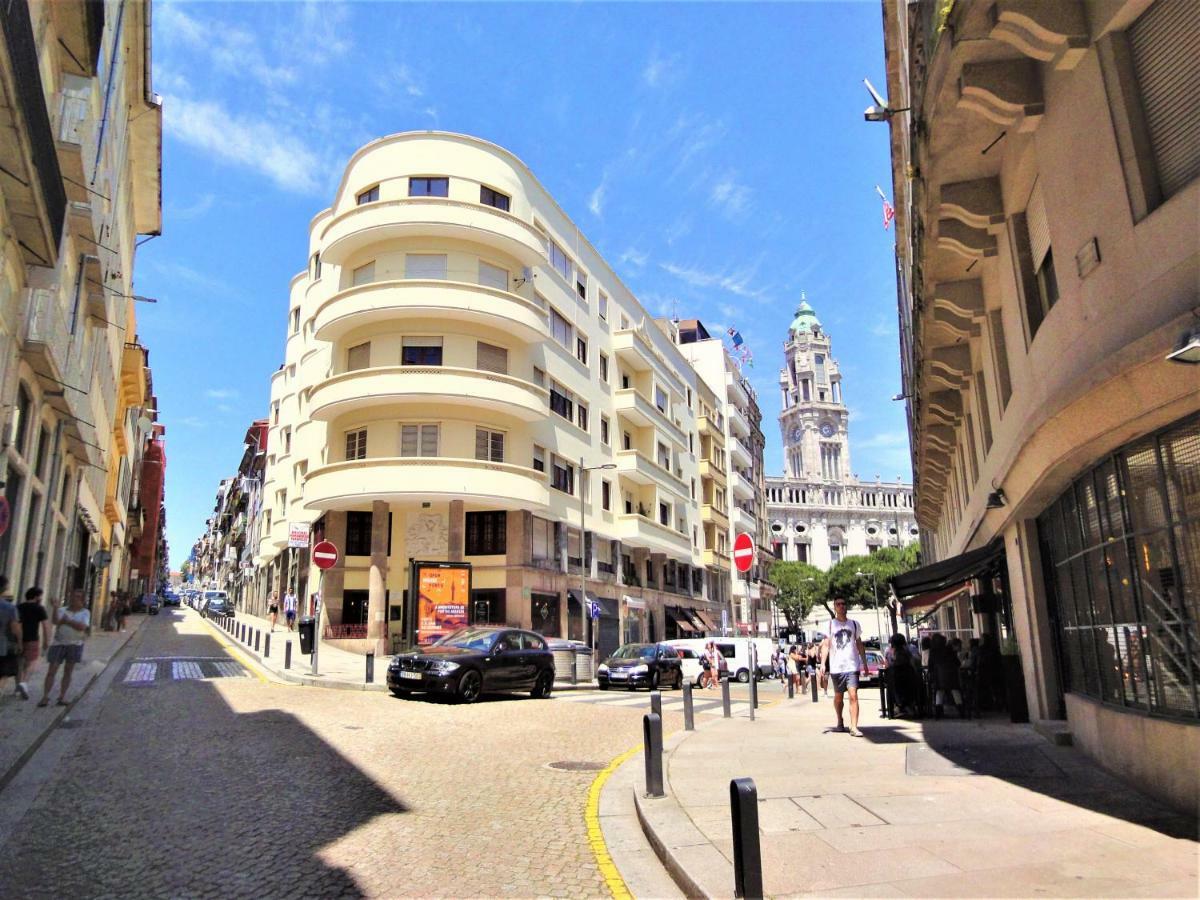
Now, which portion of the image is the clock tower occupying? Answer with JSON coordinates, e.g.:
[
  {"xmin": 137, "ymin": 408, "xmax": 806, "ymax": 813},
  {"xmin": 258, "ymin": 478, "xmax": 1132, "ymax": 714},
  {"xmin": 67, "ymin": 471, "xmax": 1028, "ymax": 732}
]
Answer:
[{"xmin": 778, "ymin": 298, "xmax": 851, "ymax": 481}]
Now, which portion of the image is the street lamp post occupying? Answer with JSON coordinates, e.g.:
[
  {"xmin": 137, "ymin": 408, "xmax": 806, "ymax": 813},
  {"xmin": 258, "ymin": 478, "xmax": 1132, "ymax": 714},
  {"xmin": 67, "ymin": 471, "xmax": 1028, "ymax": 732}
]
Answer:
[
  {"xmin": 856, "ymin": 570, "xmax": 882, "ymax": 644},
  {"xmin": 579, "ymin": 458, "xmax": 616, "ymax": 653}
]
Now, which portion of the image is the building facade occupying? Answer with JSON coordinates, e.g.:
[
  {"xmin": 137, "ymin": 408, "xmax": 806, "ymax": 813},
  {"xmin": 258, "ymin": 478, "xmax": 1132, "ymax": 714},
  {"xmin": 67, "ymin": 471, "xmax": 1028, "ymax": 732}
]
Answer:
[
  {"xmin": 251, "ymin": 132, "xmax": 739, "ymax": 658},
  {"xmin": 765, "ymin": 299, "xmax": 918, "ymax": 569},
  {"xmin": 882, "ymin": 0, "xmax": 1198, "ymax": 810},
  {"xmin": 0, "ymin": 0, "xmax": 162, "ymax": 617}
]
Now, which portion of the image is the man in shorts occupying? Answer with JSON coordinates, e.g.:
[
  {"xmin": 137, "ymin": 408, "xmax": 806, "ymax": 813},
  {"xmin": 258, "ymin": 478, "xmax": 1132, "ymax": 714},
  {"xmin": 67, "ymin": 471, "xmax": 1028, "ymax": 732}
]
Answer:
[
  {"xmin": 820, "ymin": 598, "xmax": 869, "ymax": 736},
  {"xmin": 283, "ymin": 590, "xmax": 298, "ymax": 631},
  {"xmin": 17, "ymin": 587, "xmax": 50, "ymax": 700}
]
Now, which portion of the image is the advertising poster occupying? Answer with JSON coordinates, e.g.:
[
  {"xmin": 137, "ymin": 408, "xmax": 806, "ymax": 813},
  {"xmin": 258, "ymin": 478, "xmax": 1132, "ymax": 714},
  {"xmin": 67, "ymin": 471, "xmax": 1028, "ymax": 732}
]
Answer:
[{"xmin": 417, "ymin": 565, "xmax": 469, "ymax": 645}]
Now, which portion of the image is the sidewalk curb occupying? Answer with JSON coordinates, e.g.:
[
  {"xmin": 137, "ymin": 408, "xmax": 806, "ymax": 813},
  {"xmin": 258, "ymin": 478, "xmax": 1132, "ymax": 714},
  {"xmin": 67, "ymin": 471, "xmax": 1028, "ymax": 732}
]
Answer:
[{"xmin": 0, "ymin": 616, "xmax": 147, "ymax": 794}]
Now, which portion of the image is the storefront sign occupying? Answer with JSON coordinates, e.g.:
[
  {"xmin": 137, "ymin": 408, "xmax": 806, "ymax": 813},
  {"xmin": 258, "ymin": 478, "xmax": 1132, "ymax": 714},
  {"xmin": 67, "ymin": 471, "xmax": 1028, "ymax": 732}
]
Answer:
[
  {"xmin": 288, "ymin": 523, "xmax": 310, "ymax": 548},
  {"xmin": 416, "ymin": 564, "xmax": 469, "ymax": 645}
]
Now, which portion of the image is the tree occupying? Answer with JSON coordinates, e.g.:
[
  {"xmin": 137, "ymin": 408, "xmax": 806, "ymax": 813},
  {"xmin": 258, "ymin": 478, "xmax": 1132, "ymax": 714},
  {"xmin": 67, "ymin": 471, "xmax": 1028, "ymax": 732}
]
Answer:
[
  {"xmin": 823, "ymin": 544, "xmax": 923, "ymax": 632},
  {"xmin": 768, "ymin": 560, "xmax": 827, "ymax": 630}
]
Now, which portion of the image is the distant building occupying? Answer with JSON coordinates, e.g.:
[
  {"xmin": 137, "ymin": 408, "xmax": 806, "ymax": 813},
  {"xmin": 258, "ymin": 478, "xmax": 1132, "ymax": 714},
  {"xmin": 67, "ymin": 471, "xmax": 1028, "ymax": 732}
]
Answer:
[{"xmin": 765, "ymin": 299, "xmax": 918, "ymax": 569}]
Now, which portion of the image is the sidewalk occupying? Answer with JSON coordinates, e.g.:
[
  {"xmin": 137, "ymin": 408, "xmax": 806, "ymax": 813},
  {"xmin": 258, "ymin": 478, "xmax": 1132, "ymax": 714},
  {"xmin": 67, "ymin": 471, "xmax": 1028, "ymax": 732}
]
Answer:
[
  {"xmin": 0, "ymin": 613, "xmax": 148, "ymax": 790},
  {"xmin": 622, "ymin": 691, "xmax": 1199, "ymax": 898}
]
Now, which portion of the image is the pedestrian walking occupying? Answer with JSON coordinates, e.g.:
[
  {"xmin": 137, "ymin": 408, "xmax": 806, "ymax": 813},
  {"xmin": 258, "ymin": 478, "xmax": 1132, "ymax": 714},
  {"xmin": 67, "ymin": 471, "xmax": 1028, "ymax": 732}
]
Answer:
[
  {"xmin": 39, "ymin": 590, "xmax": 91, "ymax": 708},
  {"xmin": 268, "ymin": 590, "xmax": 280, "ymax": 632},
  {"xmin": 0, "ymin": 576, "xmax": 22, "ymax": 697},
  {"xmin": 283, "ymin": 590, "xmax": 298, "ymax": 631},
  {"xmin": 712, "ymin": 641, "xmax": 727, "ymax": 684},
  {"xmin": 699, "ymin": 644, "xmax": 713, "ymax": 688},
  {"xmin": 819, "ymin": 598, "xmax": 869, "ymax": 736},
  {"xmin": 17, "ymin": 587, "xmax": 50, "ymax": 701}
]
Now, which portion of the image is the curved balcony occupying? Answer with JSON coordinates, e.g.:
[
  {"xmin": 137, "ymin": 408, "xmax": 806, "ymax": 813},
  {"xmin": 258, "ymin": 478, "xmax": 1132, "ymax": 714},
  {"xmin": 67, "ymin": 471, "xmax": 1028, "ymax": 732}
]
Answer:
[
  {"xmin": 308, "ymin": 366, "xmax": 549, "ymax": 423},
  {"xmin": 303, "ymin": 457, "xmax": 550, "ymax": 512},
  {"xmin": 319, "ymin": 198, "xmax": 547, "ymax": 268},
  {"xmin": 313, "ymin": 280, "xmax": 548, "ymax": 344},
  {"xmin": 617, "ymin": 512, "xmax": 692, "ymax": 557}
]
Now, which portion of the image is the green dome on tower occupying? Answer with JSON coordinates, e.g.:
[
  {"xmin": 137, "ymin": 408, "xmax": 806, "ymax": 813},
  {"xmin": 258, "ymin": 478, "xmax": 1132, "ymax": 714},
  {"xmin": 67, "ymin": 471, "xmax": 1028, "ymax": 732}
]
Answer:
[{"xmin": 789, "ymin": 295, "xmax": 820, "ymax": 334}]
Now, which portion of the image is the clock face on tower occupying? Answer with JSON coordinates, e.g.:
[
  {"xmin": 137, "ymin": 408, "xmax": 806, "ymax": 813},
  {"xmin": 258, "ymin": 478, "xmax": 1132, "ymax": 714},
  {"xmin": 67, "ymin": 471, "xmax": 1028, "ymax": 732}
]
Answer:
[
  {"xmin": 790, "ymin": 426, "xmax": 803, "ymax": 442},
  {"xmin": 820, "ymin": 422, "xmax": 835, "ymax": 438}
]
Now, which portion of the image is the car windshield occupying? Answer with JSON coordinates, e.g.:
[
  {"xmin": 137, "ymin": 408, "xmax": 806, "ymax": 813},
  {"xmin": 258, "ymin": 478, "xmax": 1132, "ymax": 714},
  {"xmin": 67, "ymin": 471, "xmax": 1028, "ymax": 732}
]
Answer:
[
  {"xmin": 434, "ymin": 628, "xmax": 499, "ymax": 651},
  {"xmin": 611, "ymin": 644, "xmax": 655, "ymax": 660},
  {"xmin": 204, "ymin": 592, "xmax": 227, "ymax": 601}
]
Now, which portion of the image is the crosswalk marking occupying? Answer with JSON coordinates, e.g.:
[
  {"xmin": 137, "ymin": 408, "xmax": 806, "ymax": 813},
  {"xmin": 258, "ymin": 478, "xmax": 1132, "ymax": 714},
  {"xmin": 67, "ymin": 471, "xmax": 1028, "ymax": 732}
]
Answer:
[
  {"xmin": 172, "ymin": 661, "xmax": 203, "ymax": 680},
  {"xmin": 124, "ymin": 662, "xmax": 157, "ymax": 683},
  {"xmin": 211, "ymin": 661, "xmax": 246, "ymax": 679}
]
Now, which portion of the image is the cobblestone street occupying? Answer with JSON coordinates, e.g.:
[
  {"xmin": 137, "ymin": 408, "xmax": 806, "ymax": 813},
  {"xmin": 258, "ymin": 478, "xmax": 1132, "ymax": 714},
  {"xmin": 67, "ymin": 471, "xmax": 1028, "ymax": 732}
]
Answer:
[{"xmin": 0, "ymin": 609, "xmax": 673, "ymax": 899}]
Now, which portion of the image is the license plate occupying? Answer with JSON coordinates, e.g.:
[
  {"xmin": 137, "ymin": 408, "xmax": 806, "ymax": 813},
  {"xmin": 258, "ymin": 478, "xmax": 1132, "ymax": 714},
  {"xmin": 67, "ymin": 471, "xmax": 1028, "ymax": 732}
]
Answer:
[
  {"xmin": 610, "ymin": 671, "xmax": 627, "ymax": 679},
  {"xmin": 399, "ymin": 670, "xmax": 422, "ymax": 680}
]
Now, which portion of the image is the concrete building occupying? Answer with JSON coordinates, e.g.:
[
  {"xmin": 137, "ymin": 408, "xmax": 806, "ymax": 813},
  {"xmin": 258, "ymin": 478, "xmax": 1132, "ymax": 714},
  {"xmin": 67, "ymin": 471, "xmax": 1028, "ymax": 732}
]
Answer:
[
  {"xmin": 254, "ymin": 132, "xmax": 732, "ymax": 658},
  {"xmin": 673, "ymin": 319, "xmax": 773, "ymax": 634},
  {"xmin": 881, "ymin": 0, "xmax": 1199, "ymax": 811},
  {"xmin": 0, "ymin": 0, "xmax": 161, "ymax": 618},
  {"xmin": 765, "ymin": 299, "xmax": 918, "ymax": 569}
]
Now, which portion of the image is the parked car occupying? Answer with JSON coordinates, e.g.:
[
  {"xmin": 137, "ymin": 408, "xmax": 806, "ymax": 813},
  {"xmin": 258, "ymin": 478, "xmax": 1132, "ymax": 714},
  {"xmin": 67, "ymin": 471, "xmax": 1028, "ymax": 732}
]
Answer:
[
  {"xmin": 597, "ymin": 643, "xmax": 684, "ymax": 691},
  {"xmin": 674, "ymin": 646, "xmax": 705, "ymax": 686},
  {"xmin": 664, "ymin": 637, "xmax": 775, "ymax": 683},
  {"xmin": 862, "ymin": 650, "xmax": 885, "ymax": 687},
  {"xmin": 162, "ymin": 592, "xmax": 180, "ymax": 608},
  {"xmin": 387, "ymin": 626, "xmax": 555, "ymax": 703},
  {"xmin": 147, "ymin": 597, "xmax": 160, "ymax": 615},
  {"xmin": 200, "ymin": 591, "xmax": 231, "ymax": 619}
]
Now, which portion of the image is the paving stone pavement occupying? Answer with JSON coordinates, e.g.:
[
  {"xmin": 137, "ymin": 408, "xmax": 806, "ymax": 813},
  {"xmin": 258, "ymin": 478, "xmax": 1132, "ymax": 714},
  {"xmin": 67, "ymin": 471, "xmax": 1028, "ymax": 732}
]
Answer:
[{"xmin": 0, "ymin": 607, "xmax": 681, "ymax": 899}]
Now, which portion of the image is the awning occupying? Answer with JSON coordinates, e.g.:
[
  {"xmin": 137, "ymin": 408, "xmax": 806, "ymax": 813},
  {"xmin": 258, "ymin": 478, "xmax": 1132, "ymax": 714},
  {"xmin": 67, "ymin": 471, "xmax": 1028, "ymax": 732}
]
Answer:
[
  {"xmin": 900, "ymin": 582, "xmax": 971, "ymax": 615},
  {"xmin": 666, "ymin": 607, "xmax": 695, "ymax": 633},
  {"xmin": 889, "ymin": 538, "xmax": 1005, "ymax": 599},
  {"xmin": 623, "ymin": 595, "xmax": 646, "ymax": 610},
  {"xmin": 692, "ymin": 609, "xmax": 719, "ymax": 633}
]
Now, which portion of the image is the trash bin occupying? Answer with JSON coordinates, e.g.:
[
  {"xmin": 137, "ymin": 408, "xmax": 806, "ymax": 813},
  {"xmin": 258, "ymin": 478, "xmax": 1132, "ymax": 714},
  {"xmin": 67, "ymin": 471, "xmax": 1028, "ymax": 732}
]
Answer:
[
  {"xmin": 297, "ymin": 617, "xmax": 316, "ymax": 655},
  {"xmin": 574, "ymin": 647, "xmax": 594, "ymax": 682}
]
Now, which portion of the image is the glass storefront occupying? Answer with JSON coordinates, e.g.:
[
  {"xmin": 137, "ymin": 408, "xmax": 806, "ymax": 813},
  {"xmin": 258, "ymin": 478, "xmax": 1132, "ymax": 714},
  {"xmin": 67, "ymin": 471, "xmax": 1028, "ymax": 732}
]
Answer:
[{"xmin": 1038, "ymin": 413, "xmax": 1199, "ymax": 719}]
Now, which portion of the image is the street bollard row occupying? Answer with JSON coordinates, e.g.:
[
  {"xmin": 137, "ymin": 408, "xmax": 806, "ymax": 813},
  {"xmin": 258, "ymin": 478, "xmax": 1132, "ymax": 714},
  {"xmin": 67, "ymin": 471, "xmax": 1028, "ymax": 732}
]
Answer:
[
  {"xmin": 682, "ymin": 681, "xmax": 695, "ymax": 731},
  {"xmin": 642, "ymin": 712, "xmax": 664, "ymax": 798},
  {"xmin": 366, "ymin": 651, "xmax": 374, "ymax": 684},
  {"xmin": 650, "ymin": 689, "xmax": 662, "ymax": 719},
  {"xmin": 285, "ymin": 640, "xmax": 292, "ymax": 670},
  {"xmin": 730, "ymin": 777, "xmax": 764, "ymax": 899},
  {"xmin": 722, "ymin": 674, "xmax": 732, "ymax": 718}
]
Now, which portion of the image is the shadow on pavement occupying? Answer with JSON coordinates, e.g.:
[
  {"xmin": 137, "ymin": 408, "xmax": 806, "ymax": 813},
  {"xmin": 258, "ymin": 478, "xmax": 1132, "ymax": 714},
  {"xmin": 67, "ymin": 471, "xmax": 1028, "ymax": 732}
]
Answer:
[{"xmin": 0, "ymin": 622, "xmax": 407, "ymax": 899}]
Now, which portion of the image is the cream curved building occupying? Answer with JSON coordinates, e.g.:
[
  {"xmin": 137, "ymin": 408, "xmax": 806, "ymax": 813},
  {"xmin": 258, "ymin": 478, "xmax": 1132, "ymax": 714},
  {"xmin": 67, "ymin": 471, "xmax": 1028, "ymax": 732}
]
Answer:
[{"xmin": 256, "ymin": 132, "xmax": 735, "ymax": 657}]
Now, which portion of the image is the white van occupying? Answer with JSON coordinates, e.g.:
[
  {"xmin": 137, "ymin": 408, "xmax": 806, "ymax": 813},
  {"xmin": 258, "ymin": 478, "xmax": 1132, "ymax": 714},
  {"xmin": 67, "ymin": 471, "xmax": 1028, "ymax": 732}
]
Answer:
[{"xmin": 665, "ymin": 637, "xmax": 777, "ymax": 683}]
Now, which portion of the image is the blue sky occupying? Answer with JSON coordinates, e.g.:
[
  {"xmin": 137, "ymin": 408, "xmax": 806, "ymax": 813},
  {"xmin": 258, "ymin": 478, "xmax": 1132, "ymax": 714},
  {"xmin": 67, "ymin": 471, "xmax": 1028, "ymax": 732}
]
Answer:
[{"xmin": 138, "ymin": 1, "xmax": 910, "ymax": 568}]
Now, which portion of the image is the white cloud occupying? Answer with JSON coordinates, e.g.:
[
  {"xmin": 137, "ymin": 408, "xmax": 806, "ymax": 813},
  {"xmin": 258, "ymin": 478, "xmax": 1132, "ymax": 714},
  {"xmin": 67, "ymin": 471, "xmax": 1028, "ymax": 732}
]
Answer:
[
  {"xmin": 619, "ymin": 247, "xmax": 648, "ymax": 269},
  {"xmin": 660, "ymin": 261, "xmax": 767, "ymax": 300},
  {"xmin": 176, "ymin": 416, "xmax": 207, "ymax": 429},
  {"xmin": 643, "ymin": 47, "xmax": 684, "ymax": 88},
  {"xmin": 159, "ymin": 5, "xmax": 297, "ymax": 89},
  {"xmin": 588, "ymin": 175, "xmax": 608, "ymax": 218},
  {"xmin": 162, "ymin": 94, "xmax": 321, "ymax": 194},
  {"xmin": 205, "ymin": 389, "xmax": 239, "ymax": 400},
  {"xmin": 168, "ymin": 192, "xmax": 214, "ymax": 221},
  {"xmin": 856, "ymin": 430, "xmax": 911, "ymax": 450},
  {"xmin": 710, "ymin": 175, "xmax": 752, "ymax": 218}
]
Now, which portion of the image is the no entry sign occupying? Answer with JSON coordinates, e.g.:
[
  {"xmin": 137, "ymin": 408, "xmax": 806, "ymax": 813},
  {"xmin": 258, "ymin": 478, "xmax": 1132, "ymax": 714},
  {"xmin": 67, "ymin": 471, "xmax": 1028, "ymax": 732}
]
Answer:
[
  {"xmin": 312, "ymin": 540, "xmax": 339, "ymax": 570},
  {"xmin": 733, "ymin": 532, "xmax": 755, "ymax": 573}
]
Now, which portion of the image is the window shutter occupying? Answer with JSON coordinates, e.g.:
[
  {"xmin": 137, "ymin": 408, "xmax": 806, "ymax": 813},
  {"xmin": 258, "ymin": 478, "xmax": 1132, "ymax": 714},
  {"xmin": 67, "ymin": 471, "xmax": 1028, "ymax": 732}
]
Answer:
[
  {"xmin": 479, "ymin": 261, "xmax": 508, "ymax": 290},
  {"xmin": 420, "ymin": 424, "xmax": 439, "ymax": 457},
  {"xmin": 475, "ymin": 427, "xmax": 489, "ymax": 460},
  {"xmin": 1025, "ymin": 180, "xmax": 1051, "ymax": 271},
  {"xmin": 476, "ymin": 342, "xmax": 508, "ymax": 374},
  {"xmin": 400, "ymin": 425, "xmax": 418, "ymax": 457},
  {"xmin": 346, "ymin": 342, "xmax": 370, "ymax": 371},
  {"xmin": 1129, "ymin": 0, "xmax": 1200, "ymax": 199},
  {"xmin": 405, "ymin": 254, "xmax": 447, "ymax": 279},
  {"xmin": 352, "ymin": 261, "xmax": 375, "ymax": 286}
]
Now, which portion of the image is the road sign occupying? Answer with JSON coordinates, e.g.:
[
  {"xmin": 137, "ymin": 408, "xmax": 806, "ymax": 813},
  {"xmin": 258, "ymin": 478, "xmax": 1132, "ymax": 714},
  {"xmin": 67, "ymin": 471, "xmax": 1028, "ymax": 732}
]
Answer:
[
  {"xmin": 288, "ymin": 523, "xmax": 310, "ymax": 548},
  {"xmin": 91, "ymin": 549, "xmax": 113, "ymax": 569},
  {"xmin": 312, "ymin": 541, "xmax": 339, "ymax": 570},
  {"xmin": 733, "ymin": 532, "xmax": 755, "ymax": 573},
  {"xmin": 589, "ymin": 600, "xmax": 601, "ymax": 620}
]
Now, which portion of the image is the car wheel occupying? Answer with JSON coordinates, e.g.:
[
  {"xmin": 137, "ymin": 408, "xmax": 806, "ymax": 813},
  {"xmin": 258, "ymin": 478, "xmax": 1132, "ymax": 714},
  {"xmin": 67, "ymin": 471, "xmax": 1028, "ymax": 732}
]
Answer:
[
  {"xmin": 736, "ymin": 669, "xmax": 750, "ymax": 684},
  {"xmin": 597, "ymin": 682, "xmax": 608, "ymax": 691},
  {"xmin": 390, "ymin": 688, "xmax": 406, "ymax": 699},
  {"xmin": 649, "ymin": 671, "xmax": 660, "ymax": 692},
  {"xmin": 457, "ymin": 670, "xmax": 482, "ymax": 704},
  {"xmin": 531, "ymin": 671, "xmax": 553, "ymax": 699}
]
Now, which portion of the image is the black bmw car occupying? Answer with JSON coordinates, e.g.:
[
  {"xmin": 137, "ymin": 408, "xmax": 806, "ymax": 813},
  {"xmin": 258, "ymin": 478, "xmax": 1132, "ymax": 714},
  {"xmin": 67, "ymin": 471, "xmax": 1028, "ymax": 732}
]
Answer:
[
  {"xmin": 387, "ymin": 626, "xmax": 555, "ymax": 703},
  {"xmin": 597, "ymin": 643, "xmax": 684, "ymax": 691}
]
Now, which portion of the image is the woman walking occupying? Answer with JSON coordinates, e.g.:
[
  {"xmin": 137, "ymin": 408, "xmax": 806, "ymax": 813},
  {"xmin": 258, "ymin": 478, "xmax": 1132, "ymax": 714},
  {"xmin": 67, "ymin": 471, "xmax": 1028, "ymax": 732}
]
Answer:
[
  {"xmin": 39, "ymin": 590, "xmax": 91, "ymax": 708},
  {"xmin": 268, "ymin": 591, "xmax": 280, "ymax": 632}
]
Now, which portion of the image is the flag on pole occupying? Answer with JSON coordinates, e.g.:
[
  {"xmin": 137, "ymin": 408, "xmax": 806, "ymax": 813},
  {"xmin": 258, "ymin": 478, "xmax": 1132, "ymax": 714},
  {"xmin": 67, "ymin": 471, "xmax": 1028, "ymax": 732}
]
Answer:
[
  {"xmin": 727, "ymin": 326, "xmax": 744, "ymax": 348},
  {"xmin": 876, "ymin": 185, "xmax": 895, "ymax": 230}
]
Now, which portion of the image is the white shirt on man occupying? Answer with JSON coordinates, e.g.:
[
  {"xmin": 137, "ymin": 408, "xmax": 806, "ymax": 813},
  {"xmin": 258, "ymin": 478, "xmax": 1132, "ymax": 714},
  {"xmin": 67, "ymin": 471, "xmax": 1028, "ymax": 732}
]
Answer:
[
  {"xmin": 283, "ymin": 593, "xmax": 298, "ymax": 613},
  {"xmin": 825, "ymin": 618, "xmax": 863, "ymax": 674},
  {"xmin": 52, "ymin": 607, "xmax": 90, "ymax": 646}
]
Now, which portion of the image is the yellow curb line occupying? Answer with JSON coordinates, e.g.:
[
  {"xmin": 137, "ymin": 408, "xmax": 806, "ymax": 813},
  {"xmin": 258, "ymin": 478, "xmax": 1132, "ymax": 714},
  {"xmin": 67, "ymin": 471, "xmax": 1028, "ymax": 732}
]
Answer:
[
  {"xmin": 203, "ymin": 622, "xmax": 271, "ymax": 685},
  {"xmin": 585, "ymin": 743, "xmax": 642, "ymax": 900}
]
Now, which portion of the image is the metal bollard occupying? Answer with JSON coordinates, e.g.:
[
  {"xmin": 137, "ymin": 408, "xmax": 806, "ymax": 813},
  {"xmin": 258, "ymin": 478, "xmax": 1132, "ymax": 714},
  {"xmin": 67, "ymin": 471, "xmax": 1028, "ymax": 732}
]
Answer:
[
  {"xmin": 682, "ymin": 681, "xmax": 695, "ymax": 731},
  {"xmin": 788, "ymin": 675, "xmax": 795, "ymax": 699},
  {"xmin": 643, "ymin": 712, "xmax": 664, "ymax": 798},
  {"xmin": 366, "ymin": 652, "xmax": 374, "ymax": 684},
  {"xmin": 722, "ymin": 675, "xmax": 732, "ymax": 718},
  {"xmin": 264, "ymin": 633, "xmax": 271, "ymax": 659},
  {"xmin": 811, "ymin": 673, "xmax": 819, "ymax": 702},
  {"xmin": 650, "ymin": 690, "xmax": 662, "ymax": 718},
  {"xmin": 730, "ymin": 777, "xmax": 764, "ymax": 899},
  {"xmin": 749, "ymin": 677, "xmax": 756, "ymax": 722},
  {"xmin": 285, "ymin": 641, "xmax": 292, "ymax": 670},
  {"xmin": 254, "ymin": 630, "xmax": 261, "ymax": 653}
]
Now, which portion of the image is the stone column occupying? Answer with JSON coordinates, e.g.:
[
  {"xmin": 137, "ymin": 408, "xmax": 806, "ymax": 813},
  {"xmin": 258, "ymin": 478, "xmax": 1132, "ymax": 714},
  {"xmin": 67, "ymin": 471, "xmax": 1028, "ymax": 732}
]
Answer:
[
  {"xmin": 448, "ymin": 499, "xmax": 465, "ymax": 562},
  {"xmin": 1007, "ymin": 521, "xmax": 1062, "ymax": 720},
  {"xmin": 507, "ymin": 512, "xmax": 529, "ymax": 631},
  {"xmin": 321, "ymin": 511, "xmax": 347, "ymax": 628},
  {"xmin": 369, "ymin": 501, "xmax": 389, "ymax": 655}
]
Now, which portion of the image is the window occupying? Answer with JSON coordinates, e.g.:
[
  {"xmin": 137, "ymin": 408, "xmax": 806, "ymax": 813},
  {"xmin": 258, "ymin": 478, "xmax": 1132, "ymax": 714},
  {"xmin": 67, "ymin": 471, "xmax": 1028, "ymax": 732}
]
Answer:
[
  {"xmin": 476, "ymin": 341, "xmax": 508, "ymax": 374},
  {"xmin": 532, "ymin": 367, "xmax": 545, "ymax": 388},
  {"xmin": 475, "ymin": 427, "xmax": 504, "ymax": 463},
  {"xmin": 478, "ymin": 260, "xmax": 508, "ymax": 291},
  {"xmin": 548, "ymin": 238, "xmax": 571, "ymax": 280},
  {"xmin": 622, "ymin": 431, "xmax": 632, "ymax": 451},
  {"xmin": 400, "ymin": 423, "xmax": 439, "ymax": 457},
  {"xmin": 283, "ymin": 428, "xmax": 292, "ymax": 453},
  {"xmin": 466, "ymin": 511, "xmax": 507, "ymax": 555},
  {"xmin": 352, "ymin": 261, "xmax": 375, "ymax": 286},
  {"xmin": 599, "ymin": 291, "xmax": 609, "ymax": 321},
  {"xmin": 346, "ymin": 342, "xmax": 371, "ymax": 371},
  {"xmin": 402, "ymin": 336, "xmax": 443, "ymax": 366},
  {"xmin": 346, "ymin": 511, "xmax": 372, "ymax": 556},
  {"xmin": 659, "ymin": 502, "xmax": 670, "ymax": 526},
  {"xmin": 290, "ymin": 307, "xmax": 300, "ymax": 333},
  {"xmin": 310, "ymin": 253, "xmax": 321, "ymax": 279},
  {"xmin": 345, "ymin": 428, "xmax": 367, "ymax": 461},
  {"xmin": 601, "ymin": 479, "xmax": 611, "ymax": 511},
  {"xmin": 273, "ymin": 403, "xmax": 279, "ymax": 425},
  {"xmin": 356, "ymin": 185, "xmax": 379, "ymax": 205},
  {"xmin": 551, "ymin": 455, "xmax": 574, "ymax": 494},
  {"xmin": 532, "ymin": 445, "xmax": 545, "ymax": 473},
  {"xmin": 405, "ymin": 254, "xmax": 447, "ymax": 280},
  {"xmin": 654, "ymin": 385, "xmax": 668, "ymax": 414},
  {"xmin": 34, "ymin": 425, "xmax": 50, "ymax": 480},
  {"xmin": 599, "ymin": 352, "xmax": 608, "ymax": 383},
  {"xmin": 576, "ymin": 401, "xmax": 588, "ymax": 432},
  {"xmin": 550, "ymin": 307, "xmax": 571, "ymax": 349},
  {"xmin": 479, "ymin": 185, "xmax": 510, "ymax": 211},
  {"xmin": 600, "ymin": 415, "xmax": 610, "ymax": 446},
  {"xmin": 814, "ymin": 354, "xmax": 827, "ymax": 384},
  {"xmin": 531, "ymin": 516, "xmax": 553, "ymax": 563},
  {"xmin": 988, "ymin": 310, "xmax": 1013, "ymax": 410},
  {"xmin": 576, "ymin": 270, "xmax": 587, "ymax": 301},
  {"xmin": 576, "ymin": 335, "xmax": 588, "ymax": 365},
  {"xmin": 409, "ymin": 176, "xmax": 448, "ymax": 197},
  {"xmin": 549, "ymin": 381, "xmax": 573, "ymax": 421},
  {"xmin": 657, "ymin": 442, "xmax": 670, "ymax": 470}
]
